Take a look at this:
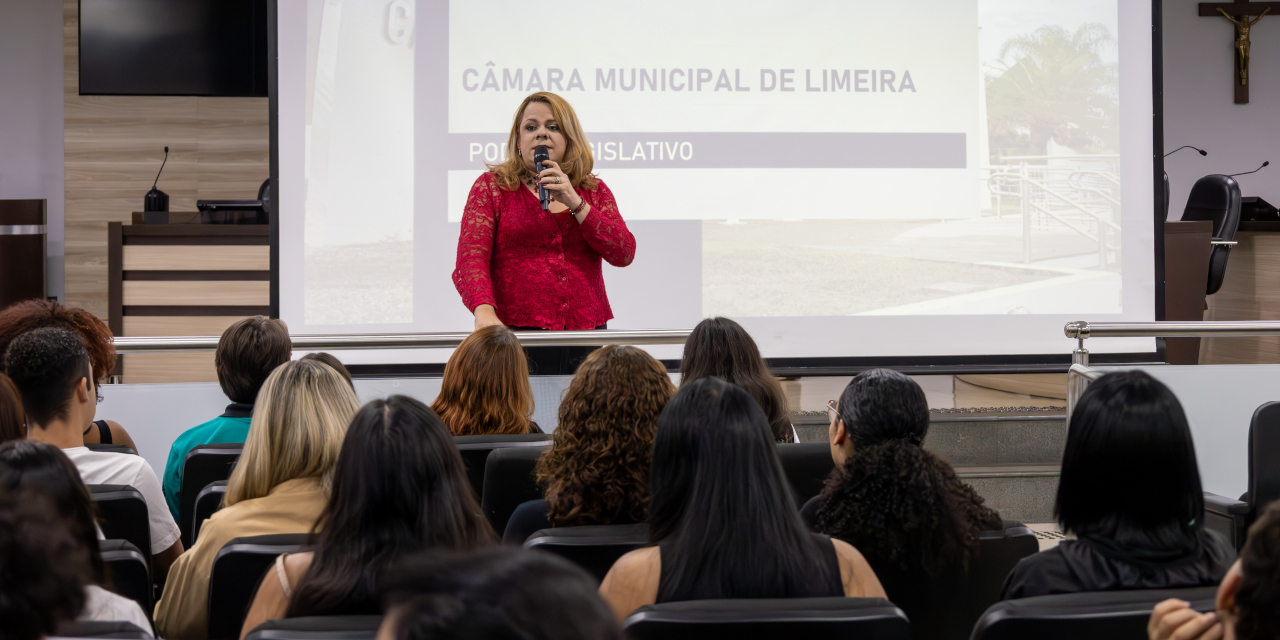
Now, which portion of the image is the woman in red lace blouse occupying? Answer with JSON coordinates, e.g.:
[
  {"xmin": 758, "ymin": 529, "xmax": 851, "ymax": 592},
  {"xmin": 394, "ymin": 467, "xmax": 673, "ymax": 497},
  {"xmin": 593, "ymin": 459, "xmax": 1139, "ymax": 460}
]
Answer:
[{"xmin": 453, "ymin": 92, "xmax": 636, "ymax": 335}]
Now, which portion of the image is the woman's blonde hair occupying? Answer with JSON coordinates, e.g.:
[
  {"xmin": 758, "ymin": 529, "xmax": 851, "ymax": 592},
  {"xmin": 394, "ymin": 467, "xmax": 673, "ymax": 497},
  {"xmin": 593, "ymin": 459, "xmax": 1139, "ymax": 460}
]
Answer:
[
  {"xmin": 224, "ymin": 359, "xmax": 360, "ymax": 506},
  {"xmin": 431, "ymin": 325, "xmax": 535, "ymax": 435},
  {"xmin": 488, "ymin": 92, "xmax": 598, "ymax": 192}
]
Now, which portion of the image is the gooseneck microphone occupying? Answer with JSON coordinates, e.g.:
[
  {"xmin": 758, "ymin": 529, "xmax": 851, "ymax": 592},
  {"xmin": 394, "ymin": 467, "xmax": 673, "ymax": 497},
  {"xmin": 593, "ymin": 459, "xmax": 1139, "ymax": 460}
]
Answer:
[
  {"xmin": 1229, "ymin": 161, "xmax": 1269, "ymax": 177},
  {"xmin": 144, "ymin": 146, "xmax": 170, "ymax": 212},
  {"xmin": 534, "ymin": 145, "xmax": 551, "ymax": 211},
  {"xmin": 1165, "ymin": 145, "xmax": 1208, "ymax": 158}
]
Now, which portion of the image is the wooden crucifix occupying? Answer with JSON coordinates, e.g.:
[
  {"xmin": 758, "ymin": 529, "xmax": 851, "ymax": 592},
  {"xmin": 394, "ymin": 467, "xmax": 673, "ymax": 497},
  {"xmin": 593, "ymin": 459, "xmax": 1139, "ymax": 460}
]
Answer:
[{"xmin": 1200, "ymin": 0, "xmax": 1280, "ymax": 103}]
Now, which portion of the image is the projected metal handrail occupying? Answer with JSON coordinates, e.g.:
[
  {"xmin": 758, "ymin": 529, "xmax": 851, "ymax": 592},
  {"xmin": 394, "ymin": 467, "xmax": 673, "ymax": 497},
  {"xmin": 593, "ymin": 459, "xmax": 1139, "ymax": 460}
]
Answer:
[{"xmin": 110, "ymin": 329, "xmax": 693, "ymax": 354}]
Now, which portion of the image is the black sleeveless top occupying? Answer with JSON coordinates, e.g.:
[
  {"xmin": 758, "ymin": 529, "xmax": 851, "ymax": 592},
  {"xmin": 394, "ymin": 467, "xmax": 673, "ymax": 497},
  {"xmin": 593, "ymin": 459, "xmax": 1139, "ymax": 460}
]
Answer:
[{"xmin": 655, "ymin": 532, "xmax": 844, "ymax": 603}]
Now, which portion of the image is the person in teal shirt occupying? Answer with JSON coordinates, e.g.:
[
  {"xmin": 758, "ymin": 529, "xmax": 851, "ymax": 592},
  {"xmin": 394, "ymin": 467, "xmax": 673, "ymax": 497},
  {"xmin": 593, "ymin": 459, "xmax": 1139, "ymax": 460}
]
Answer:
[{"xmin": 161, "ymin": 316, "xmax": 292, "ymax": 521}]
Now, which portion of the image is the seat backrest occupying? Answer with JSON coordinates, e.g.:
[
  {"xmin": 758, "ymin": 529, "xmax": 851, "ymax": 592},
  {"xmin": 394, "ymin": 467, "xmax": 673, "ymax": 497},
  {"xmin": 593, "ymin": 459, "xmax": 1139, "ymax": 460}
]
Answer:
[
  {"xmin": 192, "ymin": 480, "xmax": 228, "ymax": 545},
  {"xmin": 1181, "ymin": 174, "xmax": 1242, "ymax": 241},
  {"xmin": 524, "ymin": 523, "xmax": 649, "ymax": 582},
  {"xmin": 89, "ymin": 485, "xmax": 151, "ymax": 563},
  {"xmin": 208, "ymin": 533, "xmax": 307, "ymax": 640},
  {"xmin": 1249, "ymin": 401, "xmax": 1280, "ymax": 514},
  {"xmin": 622, "ymin": 597, "xmax": 911, "ymax": 640},
  {"xmin": 180, "ymin": 443, "xmax": 243, "ymax": 547},
  {"xmin": 100, "ymin": 538, "xmax": 152, "ymax": 613},
  {"xmin": 86, "ymin": 443, "xmax": 138, "ymax": 455},
  {"xmin": 244, "ymin": 615, "xmax": 383, "ymax": 640},
  {"xmin": 971, "ymin": 586, "xmax": 1218, "ymax": 640},
  {"xmin": 56, "ymin": 620, "xmax": 151, "ymax": 639},
  {"xmin": 454, "ymin": 434, "xmax": 551, "ymax": 504},
  {"xmin": 480, "ymin": 446, "xmax": 546, "ymax": 534},
  {"xmin": 775, "ymin": 442, "xmax": 835, "ymax": 504},
  {"xmin": 1163, "ymin": 171, "xmax": 1171, "ymax": 222}
]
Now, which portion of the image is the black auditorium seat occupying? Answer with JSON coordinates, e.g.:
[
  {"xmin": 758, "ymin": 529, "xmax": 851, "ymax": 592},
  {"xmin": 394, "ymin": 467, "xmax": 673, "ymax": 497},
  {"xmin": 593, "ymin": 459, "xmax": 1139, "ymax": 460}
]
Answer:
[
  {"xmin": 56, "ymin": 621, "xmax": 151, "ymax": 639},
  {"xmin": 1204, "ymin": 400, "xmax": 1280, "ymax": 549},
  {"xmin": 454, "ymin": 434, "xmax": 550, "ymax": 502},
  {"xmin": 1180, "ymin": 174, "xmax": 1241, "ymax": 294},
  {"xmin": 191, "ymin": 480, "xmax": 228, "ymax": 545},
  {"xmin": 480, "ymin": 446, "xmax": 546, "ymax": 535},
  {"xmin": 100, "ymin": 538, "xmax": 152, "ymax": 613},
  {"xmin": 872, "ymin": 521, "xmax": 1038, "ymax": 640},
  {"xmin": 207, "ymin": 533, "xmax": 307, "ymax": 640},
  {"xmin": 524, "ymin": 523, "xmax": 649, "ymax": 582},
  {"xmin": 89, "ymin": 485, "xmax": 151, "ymax": 565},
  {"xmin": 622, "ymin": 597, "xmax": 911, "ymax": 640},
  {"xmin": 180, "ymin": 443, "xmax": 243, "ymax": 547},
  {"xmin": 775, "ymin": 442, "xmax": 835, "ymax": 504},
  {"xmin": 971, "ymin": 586, "xmax": 1218, "ymax": 640},
  {"xmin": 86, "ymin": 443, "xmax": 138, "ymax": 455},
  {"xmin": 244, "ymin": 616, "xmax": 381, "ymax": 640}
]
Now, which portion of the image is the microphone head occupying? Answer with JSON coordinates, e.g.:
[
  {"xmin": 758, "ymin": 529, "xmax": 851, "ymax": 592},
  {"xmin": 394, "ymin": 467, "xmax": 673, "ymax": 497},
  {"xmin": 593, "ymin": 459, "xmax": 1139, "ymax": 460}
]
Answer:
[
  {"xmin": 164, "ymin": 146, "xmax": 169, "ymax": 154},
  {"xmin": 1264, "ymin": 161, "xmax": 1270, "ymax": 168},
  {"xmin": 533, "ymin": 145, "xmax": 550, "ymax": 162},
  {"xmin": 1198, "ymin": 149, "xmax": 1207, "ymax": 156}
]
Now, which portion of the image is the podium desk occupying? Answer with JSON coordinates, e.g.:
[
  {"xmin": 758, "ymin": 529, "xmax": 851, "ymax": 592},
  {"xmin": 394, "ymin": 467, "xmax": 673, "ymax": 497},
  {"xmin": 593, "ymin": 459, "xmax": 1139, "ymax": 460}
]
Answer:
[
  {"xmin": 1201, "ymin": 222, "xmax": 1280, "ymax": 364},
  {"xmin": 108, "ymin": 222, "xmax": 270, "ymax": 383}
]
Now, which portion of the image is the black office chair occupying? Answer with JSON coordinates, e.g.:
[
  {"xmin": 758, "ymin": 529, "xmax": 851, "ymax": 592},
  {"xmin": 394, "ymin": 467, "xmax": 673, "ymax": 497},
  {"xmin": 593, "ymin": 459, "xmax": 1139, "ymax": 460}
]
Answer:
[
  {"xmin": 480, "ymin": 445, "xmax": 546, "ymax": 535},
  {"xmin": 85, "ymin": 443, "xmax": 138, "ymax": 455},
  {"xmin": 89, "ymin": 485, "xmax": 151, "ymax": 566},
  {"xmin": 56, "ymin": 621, "xmax": 151, "ymax": 639},
  {"xmin": 524, "ymin": 523, "xmax": 649, "ymax": 582},
  {"xmin": 243, "ymin": 615, "xmax": 382, "ymax": 640},
  {"xmin": 622, "ymin": 597, "xmax": 911, "ymax": 640},
  {"xmin": 192, "ymin": 480, "xmax": 228, "ymax": 544},
  {"xmin": 100, "ymin": 539, "xmax": 152, "ymax": 613},
  {"xmin": 207, "ymin": 533, "xmax": 307, "ymax": 640},
  {"xmin": 1163, "ymin": 171, "xmax": 1171, "ymax": 222},
  {"xmin": 1204, "ymin": 400, "xmax": 1280, "ymax": 549},
  {"xmin": 179, "ymin": 443, "xmax": 243, "ymax": 547},
  {"xmin": 1180, "ymin": 174, "xmax": 1242, "ymax": 295},
  {"xmin": 454, "ymin": 434, "xmax": 551, "ymax": 502},
  {"xmin": 971, "ymin": 586, "xmax": 1217, "ymax": 640},
  {"xmin": 776, "ymin": 442, "xmax": 835, "ymax": 504}
]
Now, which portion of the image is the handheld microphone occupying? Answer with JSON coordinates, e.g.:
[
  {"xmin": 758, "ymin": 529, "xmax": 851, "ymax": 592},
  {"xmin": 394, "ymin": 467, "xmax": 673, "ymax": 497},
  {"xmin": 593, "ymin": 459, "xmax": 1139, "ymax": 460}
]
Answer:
[
  {"xmin": 1228, "ymin": 161, "xmax": 1269, "ymax": 177},
  {"xmin": 144, "ymin": 146, "xmax": 170, "ymax": 212},
  {"xmin": 534, "ymin": 145, "xmax": 551, "ymax": 211},
  {"xmin": 1165, "ymin": 145, "xmax": 1208, "ymax": 158}
]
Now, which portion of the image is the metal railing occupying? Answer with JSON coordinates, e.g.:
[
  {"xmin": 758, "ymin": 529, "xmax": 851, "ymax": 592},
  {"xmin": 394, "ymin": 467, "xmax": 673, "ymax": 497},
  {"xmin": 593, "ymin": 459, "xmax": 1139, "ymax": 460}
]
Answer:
[{"xmin": 110, "ymin": 329, "xmax": 693, "ymax": 354}]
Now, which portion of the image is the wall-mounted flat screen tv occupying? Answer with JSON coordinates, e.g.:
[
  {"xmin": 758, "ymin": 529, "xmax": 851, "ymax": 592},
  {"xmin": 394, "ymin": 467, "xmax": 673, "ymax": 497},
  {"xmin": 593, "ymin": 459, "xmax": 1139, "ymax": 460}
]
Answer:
[{"xmin": 79, "ymin": 0, "xmax": 267, "ymax": 97}]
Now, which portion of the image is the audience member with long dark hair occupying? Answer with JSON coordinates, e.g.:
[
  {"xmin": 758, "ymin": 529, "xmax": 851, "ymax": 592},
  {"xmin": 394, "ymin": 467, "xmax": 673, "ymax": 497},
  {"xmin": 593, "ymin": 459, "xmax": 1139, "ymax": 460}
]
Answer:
[
  {"xmin": 807, "ymin": 368, "xmax": 1002, "ymax": 640},
  {"xmin": 504, "ymin": 345, "xmax": 676, "ymax": 543},
  {"xmin": 0, "ymin": 299, "xmax": 138, "ymax": 450},
  {"xmin": 432, "ymin": 325, "xmax": 540, "ymax": 435},
  {"xmin": 0, "ymin": 486, "xmax": 95, "ymax": 640},
  {"xmin": 4, "ymin": 328, "xmax": 183, "ymax": 579},
  {"xmin": 380, "ymin": 547, "xmax": 621, "ymax": 640},
  {"xmin": 598, "ymin": 377, "xmax": 883, "ymax": 619},
  {"xmin": 1002, "ymin": 371, "xmax": 1233, "ymax": 599},
  {"xmin": 679, "ymin": 317, "xmax": 795, "ymax": 442},
  {"xmin": 155, "ymin": 359, "xmax": 360, "ymax": 640},
  {"xmin": 1149, "ymin": 501, "xmax": 1280, "ymax": 640},
  {"xmin": 0, "ymin": 440, "xmax": 152, "ymax": 634},
  {"xmin": 239, "ymin": 395, "xmax": 496, "ymax": 638},
  {"xmin": 0, "ymin": 372, "xmax": 24, "ymax": 443}
]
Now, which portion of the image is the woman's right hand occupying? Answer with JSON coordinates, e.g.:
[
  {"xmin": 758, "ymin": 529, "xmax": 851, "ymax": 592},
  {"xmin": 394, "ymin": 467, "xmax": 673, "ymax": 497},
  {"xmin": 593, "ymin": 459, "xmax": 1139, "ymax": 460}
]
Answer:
[{"xmin": 473, "ymin": 304, "xmax": 503, "ymax": 331}]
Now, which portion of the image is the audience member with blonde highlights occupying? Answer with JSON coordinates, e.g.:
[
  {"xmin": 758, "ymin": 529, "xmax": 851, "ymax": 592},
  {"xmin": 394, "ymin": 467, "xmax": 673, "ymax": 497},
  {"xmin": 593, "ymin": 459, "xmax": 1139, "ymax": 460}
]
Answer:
[
  {"xmin": 504, "ymin": 346, "xmax": 675, "ymax": 543},
  {"xmin": 155, "ymin": 359, "xmax": 360, "ymax": 640},
  {"xmin": 431, "ymin": 325, "xmax": 538, "ymax": 435}
]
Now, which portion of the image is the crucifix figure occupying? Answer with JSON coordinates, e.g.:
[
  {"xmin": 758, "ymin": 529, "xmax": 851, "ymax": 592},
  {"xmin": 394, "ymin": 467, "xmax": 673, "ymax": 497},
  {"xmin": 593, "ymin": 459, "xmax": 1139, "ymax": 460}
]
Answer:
[{"xmin": 1219, "ymin": 6, "xmax": 1270, "ymax": 86}]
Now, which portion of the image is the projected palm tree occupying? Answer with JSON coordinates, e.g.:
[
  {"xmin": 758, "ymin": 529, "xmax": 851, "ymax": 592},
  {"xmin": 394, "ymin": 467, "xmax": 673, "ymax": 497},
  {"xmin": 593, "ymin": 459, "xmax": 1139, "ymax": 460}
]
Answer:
[{"xmin": 986, "ymin": 24, "xmax": 1119, "ymax": 161}]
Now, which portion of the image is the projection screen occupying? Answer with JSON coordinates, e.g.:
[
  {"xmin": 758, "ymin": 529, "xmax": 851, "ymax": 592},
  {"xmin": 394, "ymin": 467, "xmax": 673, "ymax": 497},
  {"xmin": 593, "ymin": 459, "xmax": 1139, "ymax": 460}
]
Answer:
[{"xmin": 277, "ymin": 0, "xmax": 1158, "ymax": 362}]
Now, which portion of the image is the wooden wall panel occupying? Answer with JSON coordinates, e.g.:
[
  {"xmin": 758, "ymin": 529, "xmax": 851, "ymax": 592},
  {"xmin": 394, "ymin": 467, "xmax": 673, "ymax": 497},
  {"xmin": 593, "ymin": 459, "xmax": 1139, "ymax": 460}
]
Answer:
[
  {"xmin": 63, "ymin": 0, "xmax": 268, "ymax": 320},
  {"xmin": 124, "ymin": 352, "xmax": 218, "ymax": 384},
  {"xmin": 123, "ymin": 245, "xmax": 270, "ymax": 271},
  {"xmin": 124, "ymin": 316, "xmax": 248, "ymax": 337},
  {"xmin": 123, "ymin": 281, "xmax": 270, "ymax": 306}
]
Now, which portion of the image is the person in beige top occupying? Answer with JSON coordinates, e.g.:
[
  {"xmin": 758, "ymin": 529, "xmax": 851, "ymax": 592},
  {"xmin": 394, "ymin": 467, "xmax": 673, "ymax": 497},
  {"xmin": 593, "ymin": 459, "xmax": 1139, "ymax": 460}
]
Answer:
[
  {"xmin": 154, "ymin": 359, "xmax": 360, "ymax": 640},
  {"xmin": 598, "ymin": 377, "xmax": 884, "ymax": 620}
]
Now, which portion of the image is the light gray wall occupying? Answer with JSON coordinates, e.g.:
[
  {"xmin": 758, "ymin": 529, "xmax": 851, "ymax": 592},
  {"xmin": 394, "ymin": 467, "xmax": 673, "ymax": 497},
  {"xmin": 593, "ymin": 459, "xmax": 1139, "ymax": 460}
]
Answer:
[
  {"xmin": 1165, "ymin": 0, "xmax": 1280, "ymax": 214},
  {"xmin": 0, "ymin": 0, "xmax": 64, "ymax": 299}
]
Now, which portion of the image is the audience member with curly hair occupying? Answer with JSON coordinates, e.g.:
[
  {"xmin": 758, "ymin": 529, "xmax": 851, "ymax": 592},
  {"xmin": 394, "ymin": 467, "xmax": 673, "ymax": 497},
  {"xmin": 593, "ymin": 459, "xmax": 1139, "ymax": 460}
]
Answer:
[
  {"xmin": 806, "ymin": 368, "xmax": 1001, "ymax": 640},
  {"xmin": 1149, "ymin": 501, "xmax": 1280, "ymax": 640},
  {"xmin": 0, "ymin": 299, "xmax": 137, "ymax": 450},
  {"xmin": 0, "ymin": 486, "xmax": 95, "ymax": 640},
  {"xmin": 678, "ymin": 317, "xmax": 795, "ymax": 442},
  {"xmin": 503, "ymin": 345, "xmax": 676, "ymax": 544},
  {"xmin": 432, "ymin": 325, "xmax": 540, "ymax": 435},
  {"xmin": 0, "ymin": 372, "xmax": 24, "ymax": 443}
]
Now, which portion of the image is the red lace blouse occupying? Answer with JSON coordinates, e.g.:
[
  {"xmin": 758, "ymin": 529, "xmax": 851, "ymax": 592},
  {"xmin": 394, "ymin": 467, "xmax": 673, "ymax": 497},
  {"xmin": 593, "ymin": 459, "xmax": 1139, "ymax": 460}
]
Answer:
[{"xmin": 453, "ymin": 172, "xmax": 636, "ymax": 330}]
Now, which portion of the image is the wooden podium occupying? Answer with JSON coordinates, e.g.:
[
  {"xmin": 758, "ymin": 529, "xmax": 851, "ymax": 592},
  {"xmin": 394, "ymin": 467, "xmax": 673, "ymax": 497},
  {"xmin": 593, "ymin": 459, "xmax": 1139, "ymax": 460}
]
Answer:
[
  {"xmin": 1164, "ymin": 221, "xmax": 1213, "ymax": 365},
  {"xmin": 108, "ymin": 220, "xmax": 270, "ymax": 383},
  {"xmin": 1200, "ymin": 222, "xmax": 1280, "ymax": 364}
]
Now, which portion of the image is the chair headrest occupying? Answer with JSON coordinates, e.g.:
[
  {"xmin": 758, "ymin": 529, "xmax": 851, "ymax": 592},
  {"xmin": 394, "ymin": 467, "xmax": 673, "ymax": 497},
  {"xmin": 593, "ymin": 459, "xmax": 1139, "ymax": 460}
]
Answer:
[{"xmin": 1182, "ymin": 174, "xmax": 1242, "ymax": 240}]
